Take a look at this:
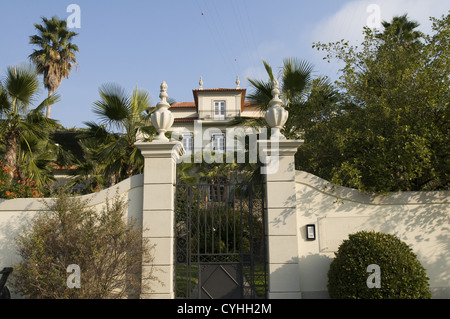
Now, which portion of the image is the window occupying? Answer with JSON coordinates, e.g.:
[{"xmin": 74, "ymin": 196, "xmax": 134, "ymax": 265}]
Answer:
[
  {"xmin": 214, "ymin": 101, "xmax": 226, "ymax": 120},
  {"xmin": 211, "ymin": 133, "xmax": 225, "ymax": 153},
  {"xmin": 181, "ymin": 133, "xmax": 193, "ymax": 155}
]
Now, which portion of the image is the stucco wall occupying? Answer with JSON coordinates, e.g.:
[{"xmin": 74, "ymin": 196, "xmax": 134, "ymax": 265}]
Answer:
[
  {"xmin": 0, "ymin": 174, "xmax": 144, "ymax": 289},
  {"xmin": 295, "ymin": 170, "xmax": 450, "ymax": 299},
  {"xmin": 1, "ymin": 168, "xmax": 448, "ymax": 299}
]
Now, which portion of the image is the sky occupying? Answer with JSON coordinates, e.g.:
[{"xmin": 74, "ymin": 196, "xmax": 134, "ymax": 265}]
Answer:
[{"xmin": 1, "ymin": 0, "xmax": 449, "ymax": 129}]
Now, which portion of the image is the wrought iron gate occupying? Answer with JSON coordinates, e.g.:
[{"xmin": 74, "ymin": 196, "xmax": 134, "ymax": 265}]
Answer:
[{"xmin": 175, "ymin": 182, "xmax": 267, "ymax": 299}]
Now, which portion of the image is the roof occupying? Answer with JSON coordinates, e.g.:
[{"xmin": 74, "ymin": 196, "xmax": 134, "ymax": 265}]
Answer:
[
  {"xmin": 169, "ymin": 102, "xmax": 196, "ymax": 108},
  {"xmin": 193, "ymin": 88, "xmax": 247, "ymax": 92},
  {"xmin": 147, "ymin": 87, "xmax": 262, "ymax": 116},
  {"xmin": 193, "ymin": 88, "xmax": 247, "ymax": 112},
  {"xmin": 149, "ymin": 100, "xmax": 258, "ymax": 111},
  {"xmin": 173, "ymin": 117, "xmax": 199, "ymax": 123},
  {"xmin": 168, "ymin": 101, "xmax": 257, "ymax": 108}
]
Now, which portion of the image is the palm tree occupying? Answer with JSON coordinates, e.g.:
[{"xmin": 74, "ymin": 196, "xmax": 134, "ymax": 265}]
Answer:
[
  {"xmin": 0, "ymin": 64, "xmax": 60, "ymax": 185},
  {"xmin": 29, "ymin": 16, "xmax": 79, "ymax": 118},
  {"xmin": 376, "ymin": 14, "xmax": 424, "ymax": 44},
  {"xmin": 247, "ymin": 57, "xmax": 314, "ymax": 112},
  {"xmin": 239, "ymin": 58, "xmax": 338, "ymax": 139},
  {"xmin": 77, "ymin": 84, "xmax": 155, "ymax": 188}
]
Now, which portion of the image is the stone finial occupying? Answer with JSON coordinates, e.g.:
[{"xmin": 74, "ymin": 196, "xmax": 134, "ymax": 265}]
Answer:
[
  {"xmin": 151, "ymin": 81, "xmax": 174, "ymax": 142},
  {"xmin": 199, "ymin": 76, "xmax": 203, "ymax": 90},
  {"xmin": 157, "ymin": 81, "xmax": 169, "ymax": 107},
  {"xmin": 268, "ymin": 78, "xmax": 282, "ymax": 107},
  {"xmin": 264, "ymin": 78, "xmax": 288, "ymax": 139},
  {"xmin": 236, "ymin": 75, "xmax": 240, "ymax": 89}
]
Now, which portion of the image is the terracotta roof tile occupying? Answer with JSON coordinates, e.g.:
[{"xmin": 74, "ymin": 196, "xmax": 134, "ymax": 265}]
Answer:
[
  {"xmin": 173, "ymin": 117, "xmax": 199, "ymax": 122},
  {"xmin": 170, "ymin": 102, "xmax": 196, "ymax": 108}
]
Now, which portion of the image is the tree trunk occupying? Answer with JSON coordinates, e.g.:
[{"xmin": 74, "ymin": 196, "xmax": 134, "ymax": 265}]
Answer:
[
  {"xmin": 46, "ymin": 88, "xmax": 55, "ymax": 118},
  {"xmin": 4, "ymin": 131, "xmax": 18, "ymax": 179}
]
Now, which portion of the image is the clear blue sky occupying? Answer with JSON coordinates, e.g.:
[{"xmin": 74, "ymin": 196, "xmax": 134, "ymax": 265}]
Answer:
[{"xmin": 1, "ymin": 0, "xmax": 448, "ymax": 128}]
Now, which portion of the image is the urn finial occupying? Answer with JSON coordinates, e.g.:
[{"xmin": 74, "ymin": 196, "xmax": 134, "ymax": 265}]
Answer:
[
  {"xmin": 151, "ymin": 81, "xmax": 174, "ymax": 142},
  {"xmin": 264, "ymin": 78, "xmax": 288, "ymax": 139}
]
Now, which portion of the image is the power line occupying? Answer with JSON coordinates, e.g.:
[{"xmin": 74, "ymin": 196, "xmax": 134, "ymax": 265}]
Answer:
[
  {"xmin": 195, "ymin": 0, "xmax": 239, "ymax": 81},
  {"xmin": 230, "ymin": 0, "xmax": 260, "ymax": 81}
]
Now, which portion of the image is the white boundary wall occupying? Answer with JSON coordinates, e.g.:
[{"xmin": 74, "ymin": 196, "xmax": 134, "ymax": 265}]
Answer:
[
  {"xmin": 0, "ymin": 168, "xmax": 449, "ymax": 299},
  {"xmin": 295, "ymin": 171, "xmax": 450, "ymax": 299},
  {"xmin": 0, "ymin": 174, "xmax": 144, "ymax": 298}
]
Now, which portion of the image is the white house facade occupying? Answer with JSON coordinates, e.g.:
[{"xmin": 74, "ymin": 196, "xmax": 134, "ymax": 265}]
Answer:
[{"xmin": 148, "ymin": 77, "xmax": 264, "ymax": 156}]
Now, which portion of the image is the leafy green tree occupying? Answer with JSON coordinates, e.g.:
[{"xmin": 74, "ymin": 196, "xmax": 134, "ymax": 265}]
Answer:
[
  {"xmin": 0, "ymin": 65, "xmax": 60, "ymax": 189},
  {"xmin": 29, "ymin": 16, "xmax": 79, "ymax": 118},
  {"xmin": 305, "ymin": 13, "xmax": 449, "ymax": 192},
  {"xmin": 75, "ymin": 84, "xmax": 155, "ymax": 189}
]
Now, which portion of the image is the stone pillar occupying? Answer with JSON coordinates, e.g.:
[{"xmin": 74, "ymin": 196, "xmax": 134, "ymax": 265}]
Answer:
[
  {"xmin": 259, "ymin": 139, "xmax": 303, "ymax": 299},
  {"xmin": 136, "ymin": 141, "xmax": 182, "ymax": 299},
  {"xmin": 136, "ymin": 81, "xmax": 182, "ymax": 299},
  {"xmin": 259, "ymin": 78, "xmax": 303, "ymax": 298}
]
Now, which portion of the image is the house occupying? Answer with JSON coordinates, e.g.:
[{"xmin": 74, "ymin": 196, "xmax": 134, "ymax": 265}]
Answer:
[
  {"xmin": 52, "ymin": 77, "xmax": 265, "ymax": 191},
  {"xmin": 149, "ymin": 76, "xmax": 264, "ymax": 156}
]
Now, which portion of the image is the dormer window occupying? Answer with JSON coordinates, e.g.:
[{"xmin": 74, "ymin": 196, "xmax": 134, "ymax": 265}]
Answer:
[{"xmin": 214, "ymin": 101, "xmax": 226, "ymax": 120}]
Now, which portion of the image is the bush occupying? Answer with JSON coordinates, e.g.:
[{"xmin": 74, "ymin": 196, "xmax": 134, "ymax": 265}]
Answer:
[
  {"xmin": 327, "ymin": 231, "xmax": 431, "ymax": 299},
  {"xmin": 0, "ymin": 161, "xmax": 43, "ymax": 199},
  {"xmin": 11, "ymin": 192, "xmax": 154, "ymax": 298}
]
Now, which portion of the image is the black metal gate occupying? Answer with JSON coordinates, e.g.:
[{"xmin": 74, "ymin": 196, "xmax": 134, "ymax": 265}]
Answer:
[{"xmin": 175, "ymin": 182, "xmax": 267, "ymax": 299}]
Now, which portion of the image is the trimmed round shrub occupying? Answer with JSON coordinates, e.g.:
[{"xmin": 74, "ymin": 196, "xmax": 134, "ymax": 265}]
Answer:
[{"xmin": 327, "ymin": 231, "xmax": 431, "ymax": 299}]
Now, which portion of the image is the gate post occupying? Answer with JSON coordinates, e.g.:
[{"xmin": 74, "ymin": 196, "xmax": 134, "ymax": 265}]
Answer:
[
  {"xmin": 136, "ymin": 81, "xmax": 182, "ymax": 299},
  {"xmin": 136, "ymin": 141, "xmax": 182, "ymax": 299},
  {"xmin": 259, "ymin": 78, "xmax": 303, "ymax": 299},
  {"xmin": 259, "ymin": 139, "xmax": 303, "ymax": 299}
]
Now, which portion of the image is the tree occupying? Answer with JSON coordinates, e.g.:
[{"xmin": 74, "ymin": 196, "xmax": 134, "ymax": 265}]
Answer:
[
  {"xmin": 247, "ymin": 58, "xmax": 314, "ymax": 110},
  {"xmin": 29, "ymin": 16, "xmax": 79, "ymax": 118},
  {"xmin": 305, "ymin": 13, "xmax": 449, "ymax": 192},
  {"xmin": 74, "ymin": 84, "xmax": 155, "ymax": 189},
  {"xmin": 0, "ymin": 64, "xmax": 60, "ymax": 189},
  {"xmin": 376, "ymin": 14, "xmax": 424, "ymax": 44},
  {"xmin": 244, "ymin": 58, "xmax": 316, "ymax": 138},
  {"xmin": 241, "ymin": 58, "xmax": 341, "ymax": 140}
]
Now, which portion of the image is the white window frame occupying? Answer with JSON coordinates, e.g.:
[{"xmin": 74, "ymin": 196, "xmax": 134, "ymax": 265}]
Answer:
[
  {"xmin": 181, "ymin": 133, "xmax": 193, "ymax": 155},
  {"xmin": 214, "ymin": 101, "xmax": 226, "ymax": 120},
  {"xmin": 211, "ymin": 133, "xmax": 225, "ymax": 153}
]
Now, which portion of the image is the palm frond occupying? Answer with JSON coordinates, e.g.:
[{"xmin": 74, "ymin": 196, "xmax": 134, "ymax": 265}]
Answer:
[
  {"xmin": 4, "ymin": 65, "xmax": 40, "ymax": 112},
  {"xmin": 129, "ymin": 86, "xmax": 151, "ymax": 127},
  {"xmin": 262, "ymin": 59, "xmax": 274, "ymax": 82},
  {"xmin": 93, "ymin": 83, "xmax": 129, "ymax": 128},
  {"xmin": 227, "ymin": 116, "xmax": 266, "ymax": 130},
  {"xmin": 34, "ymin": 92, "xmax": 61, "ymax": 113},
  {"xmin": 80, "ymin": 121, "xmax": 112, "ymax": 140},
  {"xmin": 246, "ymin": 78, "xmax": 273, "ymax": 111},
  {"xmin": 0, "ymin": 85, "xmax": 11, "ymax": 115},
  {"xmin": 281, "ymin": 57, "xmax": 314, "ymax": 104}
]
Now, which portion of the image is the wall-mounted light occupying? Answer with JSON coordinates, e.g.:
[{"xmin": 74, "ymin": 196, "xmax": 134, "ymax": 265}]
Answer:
[{"xmin": 306, "ymin": 224, "xmax": 316, "ymax": 240}]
